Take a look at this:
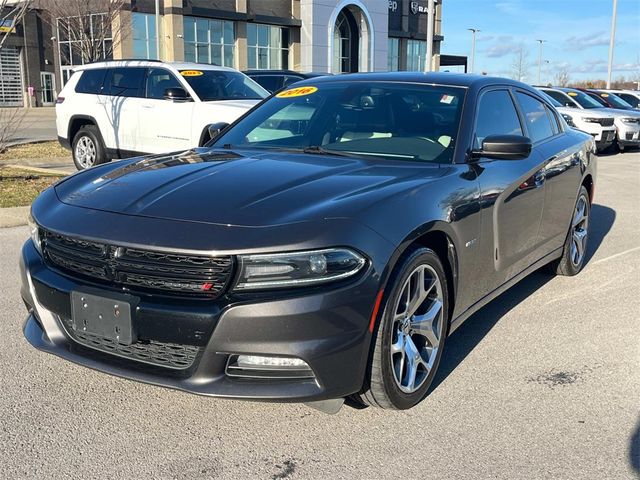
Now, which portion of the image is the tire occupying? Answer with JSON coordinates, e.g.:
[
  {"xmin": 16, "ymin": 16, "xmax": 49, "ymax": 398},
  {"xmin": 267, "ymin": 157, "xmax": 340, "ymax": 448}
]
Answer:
[
  {"xmin": 72, "ymin": 125, "xmax": 108, "ymax": 170},
  {"xmin": 357, "ymin": 247, "xmax": 449, "ymax": 410},
  {"xmin": 549, "ymin": 186, "xmax": 590, "ymax": 276}
]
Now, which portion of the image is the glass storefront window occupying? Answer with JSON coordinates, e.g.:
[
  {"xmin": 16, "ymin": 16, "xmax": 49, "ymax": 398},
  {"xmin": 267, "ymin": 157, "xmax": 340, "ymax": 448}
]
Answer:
[
  {"xmin": 132, "ymin": 13, "xmax": 158, "ymax": 60},
  {"xmin": 388, "ymin": 38, "xmax": 399, "ymax": 71},
  {"xmin": 247, "ymin": 24, "xmax": 288, "ymax": 70},
  {"xmin": 57, "ymin": 13, "xmax": 113, "ymax": 85},
  {"xmin": 183, "ymin": 17, "xmax": 235, "ymax": 67},
  {"xmin": 406, "ymin": 40, "xmax": 426, "ymax": 71}
]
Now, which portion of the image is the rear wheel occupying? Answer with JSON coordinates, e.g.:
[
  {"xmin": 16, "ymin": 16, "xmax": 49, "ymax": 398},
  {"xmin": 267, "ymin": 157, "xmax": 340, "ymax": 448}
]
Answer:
[
  {"xmin": 357, "ymin": 248, "xmax": 449, "ymax": 410},
  {"xmin": 72, "ymin": 125, "xmax": 108, "ymax": 170},
  {"xmin": 549, "ymin": 186, "xmax": 590, "ymax": 276}
]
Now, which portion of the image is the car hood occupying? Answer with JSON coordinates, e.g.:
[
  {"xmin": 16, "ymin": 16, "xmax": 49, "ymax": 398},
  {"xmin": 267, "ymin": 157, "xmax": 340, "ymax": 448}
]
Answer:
[
  {"xmin": 556, "ymin": 106, "xmax": 612, "ymax": 119},
  {"xmin": 201, "ymin": 99, "xmax": 261, "ymax": 109},
  {"xmin": 593, "ymin": 107, "xmax": 640, "ymax": 118},
  {"xmin": 55, "ymin": 148, "xmax": 443, "ymax": 227}
]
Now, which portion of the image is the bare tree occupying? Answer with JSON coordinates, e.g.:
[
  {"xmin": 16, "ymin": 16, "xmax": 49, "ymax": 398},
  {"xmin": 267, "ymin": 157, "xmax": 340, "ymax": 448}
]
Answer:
[
  {"xmin": 554, "ymin": 66, "xmax": 570, "ymax": 87},
  {"xmin": 0, "ymin": 108, "xmax": 27, "ymax": 152},
  {"xmin": 36, "ymin": 0, "xmax": 128, "ymax": 65},
  {"xmin": 0, "ymin": 0, "xmax": 31, "ymax": 50},
  {"xmin": 510, "ymin": 47, "xmax": 529, "ymax": 82}
]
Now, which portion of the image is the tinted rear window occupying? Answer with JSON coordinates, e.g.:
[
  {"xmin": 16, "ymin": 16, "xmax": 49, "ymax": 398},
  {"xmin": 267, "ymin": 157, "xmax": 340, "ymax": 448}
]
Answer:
[
  {"xmin": 515, "ymin": 92, "xmax": 555, "ymax": 143},
  {"xmin": 104, "ymin": 68, "xmax": 145, "ymax": 97},
  {"xmin": 251, "ymin": 75, "xmax": 283, "ymax": 93},
  {"xmin": 75, "ymin": 69, "xmax": 107, "ymax": 94}
]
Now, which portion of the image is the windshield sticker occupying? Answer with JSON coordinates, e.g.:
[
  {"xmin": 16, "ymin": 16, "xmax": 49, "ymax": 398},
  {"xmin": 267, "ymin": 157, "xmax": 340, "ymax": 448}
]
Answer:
[
  {"xmin": 180, "ymin": 70, "xmax": 204, "ymax": 77},
  {"xmin": 276, "ymin": 86, "xmax": 318, "ymax": 98},
  {"xmin": 567, "ymin": 91, "xmax": 578, "ymax": 96},
  {"xmin": 440, "ymin": 94, "xmax": 455, "ymax": 104}
]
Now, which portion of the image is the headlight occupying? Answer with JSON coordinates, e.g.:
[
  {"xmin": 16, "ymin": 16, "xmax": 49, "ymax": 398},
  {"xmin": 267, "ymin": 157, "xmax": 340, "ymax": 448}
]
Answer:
[
  {"xmin": 234, "ymin": 248, "xmax": 366, "ymax": 290},
  {"xmin": 581, "ymin": 117, "xmax": 601, "ymax": 123},
  {"xmin": 27, "ymin": 213, "xmax": 42, "ymax": 256},
  {"xmin": 561, "ymin": 114, "xmax": 576, "ymax": 127},
  {"xmin": 620, "ymin": 117, "xmax": 638, "ymax": 124}
]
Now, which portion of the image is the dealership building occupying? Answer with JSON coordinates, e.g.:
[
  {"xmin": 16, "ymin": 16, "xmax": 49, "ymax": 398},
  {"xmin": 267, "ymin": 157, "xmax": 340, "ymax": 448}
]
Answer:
[{"xmin": 1, "ymin": 0, "xmax": 451, "ymax": 107}]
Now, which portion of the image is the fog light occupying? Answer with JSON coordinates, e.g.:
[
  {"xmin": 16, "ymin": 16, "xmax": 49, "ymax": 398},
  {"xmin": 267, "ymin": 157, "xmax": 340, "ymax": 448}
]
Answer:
[{"xmin": 236, "ymin": 354, "xmax": 309, "ymax": 369}]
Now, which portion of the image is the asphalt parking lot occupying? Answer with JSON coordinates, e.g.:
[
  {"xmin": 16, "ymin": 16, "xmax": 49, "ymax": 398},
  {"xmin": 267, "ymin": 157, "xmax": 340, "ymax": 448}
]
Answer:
[{"xmin": 1, "ymin": 152, "xmax": 638, "ymax": 480}]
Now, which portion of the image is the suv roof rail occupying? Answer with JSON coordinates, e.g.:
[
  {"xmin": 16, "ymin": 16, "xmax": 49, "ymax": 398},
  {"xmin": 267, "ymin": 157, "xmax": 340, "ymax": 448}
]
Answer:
[{"xmin": 85, "ymin": 58, "xmax": 165, "ymax": 65}]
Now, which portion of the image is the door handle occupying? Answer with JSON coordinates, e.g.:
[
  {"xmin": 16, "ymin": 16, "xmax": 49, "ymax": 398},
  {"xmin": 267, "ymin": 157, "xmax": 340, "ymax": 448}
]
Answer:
[{"xmin": 141, "ymin": 104, "xmax": 154, "ymax": 109}]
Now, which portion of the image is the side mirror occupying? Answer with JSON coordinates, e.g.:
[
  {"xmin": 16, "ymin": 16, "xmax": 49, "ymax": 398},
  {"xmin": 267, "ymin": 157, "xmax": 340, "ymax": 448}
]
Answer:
[
  {"xmin": 472, "ymin": 134, "xmax": 532, "ymax": 161},
  {"xmin": 207, "ymin": 122, "xmax": 229, "ymax": 140},
  {"xmin": 163, "ymin": 87, "xmax": 191, "ymax": 102}
]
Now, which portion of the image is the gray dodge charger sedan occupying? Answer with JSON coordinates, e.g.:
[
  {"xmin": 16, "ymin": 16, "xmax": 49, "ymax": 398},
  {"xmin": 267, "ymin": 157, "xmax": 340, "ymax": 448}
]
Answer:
[{"xmin": 21, "ymin": 73, "xmax": 596, "ymax": 412}]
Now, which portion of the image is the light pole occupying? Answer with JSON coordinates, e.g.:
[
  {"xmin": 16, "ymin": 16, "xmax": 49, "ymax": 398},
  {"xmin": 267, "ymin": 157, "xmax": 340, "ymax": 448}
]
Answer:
[
  {"xmin": 536, "ymin": 39, "xmax": 545, "ymax": 84},
  {"xmin": 155, "ymin": 0, "xmax": 161, "ymax": 60},
  {"xmin": 467, "ymin": 28, "xmax": 480, "ymax": 73},
  {"xmin": 424, "ymin": 0, "xmax": 435, "ymax": 72},
  {"xmin": 606, "ymin": 0, "xmax": 618, "ymax": 88}
]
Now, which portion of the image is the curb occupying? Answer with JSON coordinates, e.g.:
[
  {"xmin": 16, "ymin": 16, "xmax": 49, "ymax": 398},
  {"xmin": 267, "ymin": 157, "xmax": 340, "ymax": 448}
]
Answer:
[
  {"xmin": 0, "ymin": 205, "xmax": 30, "ymax": 228},
  {"xmin": 2, "ymin": 164, "xmax": 67, "ymax": 176}
]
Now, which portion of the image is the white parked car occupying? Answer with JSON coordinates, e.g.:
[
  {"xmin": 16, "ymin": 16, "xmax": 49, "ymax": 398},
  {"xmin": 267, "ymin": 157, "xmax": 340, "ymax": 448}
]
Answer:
[
  {"xmin": 540, "ymin": 86, "xmax": 640, "ymax": 152},
  {"xmin": 56, "ymin": 60, "xmax": 269, "ymax": 170},
  {"xmin": 538, "ymin": 89, "xmax": 616, "ymax": 152}
]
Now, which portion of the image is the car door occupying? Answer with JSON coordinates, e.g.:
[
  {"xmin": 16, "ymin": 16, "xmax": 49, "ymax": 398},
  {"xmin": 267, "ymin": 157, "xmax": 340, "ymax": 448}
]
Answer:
[
  {"xmin": 514, "ymin": 91, "xmax": 584, "ymax": 256},
  {"xmin": 472, "ymin": 88, "xmax": 547, "ymax": 291},
  {"xmin": 138, "ymin": 67, "xmax": 195, "ymax": 154},
  {"xmin": 100, "ymin": 67, "xmax": 146, "ymax": 154}
]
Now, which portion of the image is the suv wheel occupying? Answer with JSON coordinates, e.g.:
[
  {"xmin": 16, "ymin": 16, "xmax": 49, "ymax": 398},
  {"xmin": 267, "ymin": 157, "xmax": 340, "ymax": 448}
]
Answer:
[
  {"xmin": 357, "ymin": 248, "xmax": 449, "ymax": 410},
  {"xmin": 72, "ymin": 125, "xmax": 107, "ymax": 170}
]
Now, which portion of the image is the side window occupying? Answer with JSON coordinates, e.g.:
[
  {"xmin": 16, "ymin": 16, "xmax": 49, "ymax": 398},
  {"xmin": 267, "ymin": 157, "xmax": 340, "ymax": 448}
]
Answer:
[
  {"xmin": 145, "ymin": 68, "xmax": 183, "ymax": 100},
  {"xmin": 515, "ymin": 92, "xmax": 554, "ymax": 143},
  {"xmin": 545, "ymin": 90, "xmax": 575, "ymax": 107},
  {"xmin": 75, "ymin": 69, "xmax": 107, "ymax": 94},
  {"xmin": 546, "ymin": 105, "xmax": 561, "ymax": 134},
  {"xmin": 104, "ymin": 68, "xmax": 145, "ymax": 98},
  {"xmin": 475, "ymin": 89, "xmax": 523, "ymax": 148}
]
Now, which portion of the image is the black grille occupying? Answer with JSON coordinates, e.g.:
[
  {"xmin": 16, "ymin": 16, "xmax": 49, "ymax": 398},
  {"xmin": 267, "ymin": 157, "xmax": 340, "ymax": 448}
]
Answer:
[
  {"xmin": 42, "ymin": 230, "xmax": 233, "ymax": 297},
  {"xmin": 59, "ymin": 316, "xmax": 201, "ymax": 370},
  {"xmin": 597, "ymin": 118, "xmax": 614, "ymax": 127}
]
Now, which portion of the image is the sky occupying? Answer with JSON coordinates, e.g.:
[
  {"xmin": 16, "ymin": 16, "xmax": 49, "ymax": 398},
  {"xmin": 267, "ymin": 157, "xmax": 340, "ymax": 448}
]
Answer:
[{"xmin": 440, "ymin": 0, "xmax": 640, "ymax": 84}]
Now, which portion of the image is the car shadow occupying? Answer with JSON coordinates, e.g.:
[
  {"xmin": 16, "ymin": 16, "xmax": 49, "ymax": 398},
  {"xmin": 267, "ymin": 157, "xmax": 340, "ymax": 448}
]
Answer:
[
  {"xmin": 630, "ymin": 418, "xmax": 640, "ymax": 474},
  {"xmin": 430, "ymin": 203, "xmax": 616, "ymax": 393},
  {"xmin": 585, "ymin": 204, "xmax": 616, "ymax": 264}
]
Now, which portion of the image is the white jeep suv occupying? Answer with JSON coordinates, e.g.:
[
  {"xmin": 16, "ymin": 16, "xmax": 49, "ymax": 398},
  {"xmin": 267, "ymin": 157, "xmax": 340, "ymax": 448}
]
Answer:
[{"xmin": 56, "ymin": 60, "xmax": 268, "ymax": 170}]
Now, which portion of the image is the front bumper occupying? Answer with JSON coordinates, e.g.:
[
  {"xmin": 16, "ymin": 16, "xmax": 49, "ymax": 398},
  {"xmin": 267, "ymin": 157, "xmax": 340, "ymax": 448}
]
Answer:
[
  {"xmin": 616, "ymin": 123, "xmax": 640, "ymax": 146},
  {"xmin": 593, "ymin": 128, "xmax": 616, "ymax": 150},
  {"xmin": 20, "ymin": 240, "xmax": 381, "ymax": 402}
]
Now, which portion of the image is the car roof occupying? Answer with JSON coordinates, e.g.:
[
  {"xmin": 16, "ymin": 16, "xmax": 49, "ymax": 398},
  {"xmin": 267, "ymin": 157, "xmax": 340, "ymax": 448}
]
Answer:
[
  {"xmin": 243, "ymin": 70, "xmax": 331, "ymax": 78},
  {"xmin": 75, "ymin": 60, "xmax": 238, "ymax": 73},
  {"xmin": 283, "ymin": 71, "xmax": 534, "ymax": 89}
]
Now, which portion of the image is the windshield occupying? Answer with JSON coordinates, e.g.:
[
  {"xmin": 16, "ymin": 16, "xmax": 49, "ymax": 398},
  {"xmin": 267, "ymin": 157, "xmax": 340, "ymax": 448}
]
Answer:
[
  {"xmin": 213, "ymin": 82, "xmax": 466, "ymax": 163},
  {"xmin": 180, "ymin": 70, "xmax": 268, "ymax": 101},
  {"xmin": 598, "ymin": 92, "xmax": 633, "ymax": 109},
  {"xmin": 565, "ymin": 90, "xmax": 604, "ymax": 109}
]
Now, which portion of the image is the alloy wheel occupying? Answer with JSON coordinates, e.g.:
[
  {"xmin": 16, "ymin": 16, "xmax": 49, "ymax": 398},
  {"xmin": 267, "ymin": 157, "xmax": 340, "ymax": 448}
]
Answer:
[
  {"xmin": 570, "ymin": 194, "xmax": 589, "ymax": 267},
  {"xmin": 390, "ymin": 264, "xmax": 444, "ymax": 394},
  {"xmin": 75, "ymin": 136, "xmax": 97, "ymax": 169}
]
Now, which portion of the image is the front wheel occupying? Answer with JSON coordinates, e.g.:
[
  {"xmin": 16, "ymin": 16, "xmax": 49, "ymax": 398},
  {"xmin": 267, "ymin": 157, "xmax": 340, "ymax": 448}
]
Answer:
[{"xmin": 357, "ymin": 248, "xmax": 449, "ymax": 410}]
